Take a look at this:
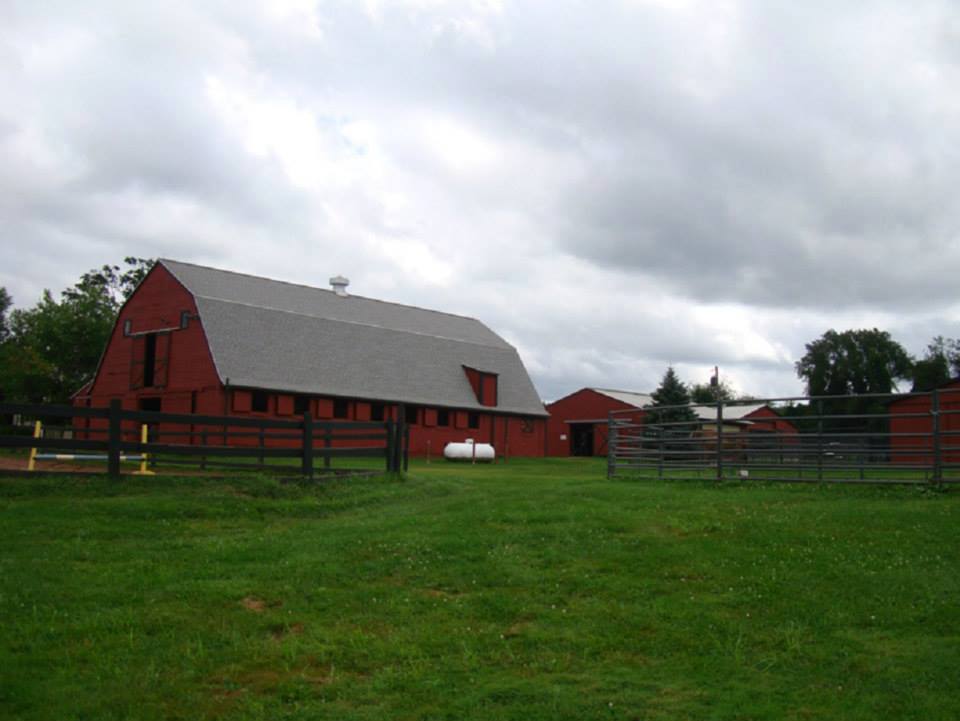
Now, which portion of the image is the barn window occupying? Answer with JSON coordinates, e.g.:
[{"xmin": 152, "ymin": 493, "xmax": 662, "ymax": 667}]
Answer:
[
  {"xmin": 139, "ymin": 397, "xmax": 161, "ymax": 412},
  {"xmin": 520, "ymin": 418, "xmax": 535, "ymax": 434},
  {"xmin": 294, "ymin": 395, "xmax": 310, "ymax": 415},
  {"xmin": 333, "ymin": 399, "xmax": 350, "ymax": 419},
  {"xmin": 371, "ymin": 403, "xmax": 385, "ymax": 422},
  {"xmin": 479, "ymin": 373, "xmax": 498, "ymax": 406},
  {"xmin": 251, "ymin": 391, "xmax": 269, "ymax": 413},
  {"xmin": 404, "ymin": 405, "xmax": 420, "ymax": 424},
  {"xmin": 468, "ymin": 412, "xmax": 480, "ymax": 429},
  {"xmin": 437, "ymin": 409, "xmax": 450, "ymax": 427},
  {"xmin": 463, "ymin": 366, "xmax": 498, "ymax": 407}
]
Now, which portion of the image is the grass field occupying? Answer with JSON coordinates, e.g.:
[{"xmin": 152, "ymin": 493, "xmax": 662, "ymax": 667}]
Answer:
[{"xmin": 2, "ymin": 458, "xmax": 959, "ymax": 720}]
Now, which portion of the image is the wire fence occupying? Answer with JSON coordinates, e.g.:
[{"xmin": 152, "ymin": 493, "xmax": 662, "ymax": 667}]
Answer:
[{"xmin": 607, "ymin": 386, "xmax": 960, "ymax": 485}]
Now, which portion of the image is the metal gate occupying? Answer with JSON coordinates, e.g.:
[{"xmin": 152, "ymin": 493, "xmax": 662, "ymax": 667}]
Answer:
[{"xmin": 607, "ymin": 389, "xmax": 960, "ymax": 485}]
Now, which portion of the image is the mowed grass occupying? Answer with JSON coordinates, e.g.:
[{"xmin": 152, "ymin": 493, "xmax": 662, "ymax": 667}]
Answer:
[{"xmin": 1, "ymin": 459, "xmax": 958, "ymax": 720}]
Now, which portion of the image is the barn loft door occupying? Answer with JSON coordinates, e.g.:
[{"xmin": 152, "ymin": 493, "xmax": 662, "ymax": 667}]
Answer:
[
  {"xmin": 153, "ymin": 333, "xmax": 170, "ymax": 387},
  {"xmin": 129, "ymin": 332, "xmax": 171, "ymax": 390},
  {"xmin": 130, "ymin": 336, "xmax": 146, "ymax": 390}
]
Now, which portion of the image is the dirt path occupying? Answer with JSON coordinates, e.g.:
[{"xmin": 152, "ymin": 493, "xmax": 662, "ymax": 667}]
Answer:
[{"xmin": 0, "ymin": 455, "xmax": 118, "ymax": 474}]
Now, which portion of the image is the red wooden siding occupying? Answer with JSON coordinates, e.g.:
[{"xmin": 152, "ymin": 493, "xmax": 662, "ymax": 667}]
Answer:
[
  {"xmin": 85, "ymin": 263, "xmax": 222, "ymax": 408},
  {"xmin": 741, "ymin": 406, "xmax": 798, "ymax": 435},
  {"xmin": 889, "ymin": 381, "xmax": 960, "ymax": 464},
  {"xmin": 276, "ymin": 395, "xmax": 294, "ymax": 416},
  {"xmin": 480, "ymin": 374, "xmax": 498, "ymax": 406}
]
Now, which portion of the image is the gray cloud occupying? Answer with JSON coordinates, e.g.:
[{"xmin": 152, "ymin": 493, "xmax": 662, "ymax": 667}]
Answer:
[{"xmin": 2, "ymin": 0, "xmax": 959, "ymax": 403}]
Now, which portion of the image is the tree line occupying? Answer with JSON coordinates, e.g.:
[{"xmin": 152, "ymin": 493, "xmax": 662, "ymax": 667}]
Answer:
[
  {"xmin": 646, "ymin": 328, "xmax": 959, "ymax": 424},
  {"xmin": 0, "ymin": 258, "xmax": 153, "ymax": 404}
]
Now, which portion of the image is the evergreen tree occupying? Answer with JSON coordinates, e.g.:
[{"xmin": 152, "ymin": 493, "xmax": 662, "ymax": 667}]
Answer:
[{"xmin": 646, "ymin": 367, "xmax": 697, "ymax": 426}]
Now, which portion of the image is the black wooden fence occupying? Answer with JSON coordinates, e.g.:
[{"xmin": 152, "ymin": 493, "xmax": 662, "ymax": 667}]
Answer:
[
  {"xmin": 607, "ymin": 388, "xmax": 960, "ymax": 485},
  {"xmin": 0, "ymin": 400, "xmax": 408, "ymax": 478}
]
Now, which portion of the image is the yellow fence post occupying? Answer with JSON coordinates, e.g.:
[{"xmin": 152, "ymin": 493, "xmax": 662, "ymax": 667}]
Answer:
[
  {"xmin": 134, "ymin": 423, "xmax": 155, "ymax": 476},
  {"xmin": 27, "ymin": 421, "xmax": 42, "ymax": 471}
]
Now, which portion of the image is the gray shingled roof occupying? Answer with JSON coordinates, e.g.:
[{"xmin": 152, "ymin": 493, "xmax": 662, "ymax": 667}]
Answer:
[
  {"xmin": 161, "ymin": 260, "xmax": 547, "ymax": 416},
  {"xmin": 592, "ymin": 388, "xmax": 655, "ymax": 407},
  {"xmin": 592, "ymin": 388, "xmax": 768, "ymax": 422}
]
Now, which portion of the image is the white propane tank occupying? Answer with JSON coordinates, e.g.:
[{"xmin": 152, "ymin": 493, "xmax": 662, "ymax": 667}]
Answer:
[{"xmin": 443, "ymin": 438, "xmax": 496, "ymax": 462}]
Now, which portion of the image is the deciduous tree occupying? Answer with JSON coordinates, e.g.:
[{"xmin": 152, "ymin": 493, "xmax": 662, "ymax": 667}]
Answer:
[
  {"xmin": 795, "ymin": 329, "xmax": 911, "ymax": 397},
  {"xmin": 0, "ymin": 287, "xmax": 11, "ymax": 343},
  {"xmin": 795, "ymin": 328, "xmax": 912, "ymax": 432},
  {"xmin": 690, "ymin": 378, "xmax": 737, "ymax": 404},
  {"xmin": 0, "ymin": 258, "xmax": 155, "ymax": 403},
  {"xmin": 911, "ymin": 336, "xmax": 960, "ymax": 392}
]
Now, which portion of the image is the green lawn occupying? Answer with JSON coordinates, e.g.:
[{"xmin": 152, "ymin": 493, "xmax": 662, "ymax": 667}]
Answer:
[{"xmin": 1, "ymin": 459, "xmax": 958, "ymax": 720}]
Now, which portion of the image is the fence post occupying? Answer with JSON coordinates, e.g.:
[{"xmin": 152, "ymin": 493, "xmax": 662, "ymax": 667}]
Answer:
[
  {"xmin": 27, "ymin": 420, "xmax": 42, "ymax": 472},
  {"xmin": 607, "ymin": 412, "xmax": 616, "ymax": 479},
  {"xmin": 715, "ymin": 399, "xmax": 724, "ymax": 482},
  {"xmin": 108, "ymin": 399, "xmax": 121, "ymax": 479},
  {"xmin": 134, "ymin": 424, "xmax": 154, "ymax": 476},
  {"xmin": 657, "ymin": 427, "xmax": 664, "ymax": 479},
  {"xmin": 395, "ymin": 414, "xmax": 404, "ymax": 474},
  {"xmin": 258, "ymin": 425, "xmax": 265, "ymax": 468},
  {"xmin": 399, "ymin": 405, "xmax": 410, "ymax": 473},
  {"xmin": 324, "ymin": 426, "xmax": 332, "ymax": 469},
  {"xmin": 396, "ymin": 405, "xmax": 405, "ymax": 473},
  {"xmin": 302, "ymin": 411, "xmax": 314, "ymax": 480},
  {"xmin": 932, "ymin": 388, "xmax": 942, "ymax": 485},
  {"xmin": 386, "ymin": 419, "xmax": 396, "ymax": 473},
  {"xmin": 816, "ymin": 399, "xmax": 824, "ymax": 483}
]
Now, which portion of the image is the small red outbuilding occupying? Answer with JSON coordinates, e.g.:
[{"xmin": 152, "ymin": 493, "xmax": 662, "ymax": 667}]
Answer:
[
  {"xmin": 888, "ymin": 378, "xmax": 960, "ymax": 465},
  {"xmin": 545, "ymin": 387, "xmax": 797, "ymax": 457},
  {"xmin": 545, "ymin": 388, "xmax": 652, "ymax": 456}
]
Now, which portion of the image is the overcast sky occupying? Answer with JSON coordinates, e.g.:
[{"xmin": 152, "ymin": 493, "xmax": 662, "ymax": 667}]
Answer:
[{"xmin": 3, "ymin": 0, "xmax": 959, "ymax": 401}]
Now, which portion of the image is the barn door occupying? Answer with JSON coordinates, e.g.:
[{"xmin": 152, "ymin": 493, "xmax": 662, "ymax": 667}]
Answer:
[
  {"xmin": 570, "ymin": 423, "xmax": 595, "ymax": 456},
  {"xmin": 130, "ymin": 336, "xmax": 146, "ymax": 390},
  {"xmin": 129, "ymin": 332, "xmax": 170, "ymax": 389},
  {"xmin": 153, "ymin": 333, "xmax": 170, "ymax": 388}
]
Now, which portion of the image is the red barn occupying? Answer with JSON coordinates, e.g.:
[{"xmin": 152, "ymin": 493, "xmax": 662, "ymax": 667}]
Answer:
[
  {"xmin": 546, "ymin": 388, "xmax": 651, "ymax": 456},
  {"xmin": 545, "ymin": 387, "xmax": 797, "ymax": 456},
  {"xmin": 888, "ymin": 379, "xmax": 960, "ymax": 465},
  {"xmin": 74, "ymin": 260, "xmax": 547, "ymax": 456},
  {"xmin": 691, "ymin": 403, "xmax": 799, "ymax": 435}
]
